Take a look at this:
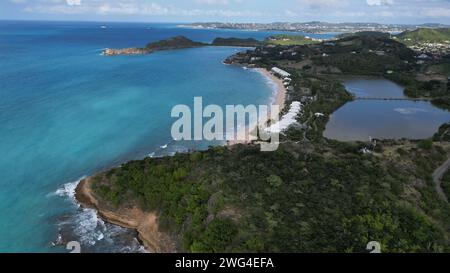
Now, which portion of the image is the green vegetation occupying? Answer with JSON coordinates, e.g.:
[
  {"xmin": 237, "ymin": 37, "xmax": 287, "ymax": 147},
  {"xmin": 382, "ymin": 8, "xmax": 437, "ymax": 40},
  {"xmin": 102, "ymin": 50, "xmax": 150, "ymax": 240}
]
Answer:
[
  {"xmin": 338, "ymin": 31, "xmax": 391, "ymax": 40},
  {"xmin": 291, "ymin": 76, "xmax": 352, "ymax": 142},
  {"xmin": 434, "ymin": 123, "xmax": 450, "ymax": 142},
  {"xmin": 426, "ymin": 63, "xmax": 450, "ymax": 75},
  {"xmin": 266, "ymin": 35, "xmax": 319, "ymax": 46},
  {"xmin": 146, "ymin": 36, "xmax": 266, "ymax": 50},
  {"xmin": 397, "ymin": 28, "xmax": 450, "ymax": 46},
  {"xmin": 419, "ymin": 139, "xmax": 434, "ymax": 150},
  {"xmin": 312, "ymin": 34, "xmax": 415, "ymax": 75},
  {"xmin": 441, "ymin": 169, "xmax": 450, "ymax": 201},
  {"xmin": 394, "ymin": 74, "xmax": 450, "ymax": 111},
  {"xmin": 112, "ymin": 36, "xmax": 263, "ymax": 55},
  {"xmin": 92, "ymin": 141, "xmax": 450, "ymax": 253},
  {"xmin": 212, "ymin": 37, "xmax": 263, "ymax": 47},
  {"xmin": 90, "ymin": 31, "xmax": 450, "ymax": 253},
  {"xmin": 304, "ymin": 33, "xmax": 449, "ymax": 111},
  {"xmin": 143, "ymin": 36, "xmax": 206, "ymax": 51}
]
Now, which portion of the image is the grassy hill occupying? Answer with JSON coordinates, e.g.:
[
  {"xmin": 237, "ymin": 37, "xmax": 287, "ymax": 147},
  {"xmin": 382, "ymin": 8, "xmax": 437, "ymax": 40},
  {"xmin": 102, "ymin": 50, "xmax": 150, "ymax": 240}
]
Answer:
[
  {"xmin": 397, "ymin": 28, "xmax": 450, "ymax": 45},
  {"xmin": 212, "ymin": 37, "xmax": 263, "ymax": 47},
  {"xmin": 144, "ymin": 36, "xmax": 206, "ymax": 51},
  {"xmin": 312, "ymin": 33, "xmax": 416, "ymax": 75},
  {"xmin": 337, "ymin": 31, "xmax": 391, "ymax": 40},
  {"xmin": 265, "ymin": 34, "xmax": 320, "ymax": 46}
]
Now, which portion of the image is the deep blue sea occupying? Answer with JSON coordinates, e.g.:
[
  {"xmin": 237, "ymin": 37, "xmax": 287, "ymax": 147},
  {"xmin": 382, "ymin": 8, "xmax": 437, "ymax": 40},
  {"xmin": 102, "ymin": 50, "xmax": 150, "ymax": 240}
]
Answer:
[{"xmin": 0, "ymin": 21, "xmax": 335, "ymax": 252}]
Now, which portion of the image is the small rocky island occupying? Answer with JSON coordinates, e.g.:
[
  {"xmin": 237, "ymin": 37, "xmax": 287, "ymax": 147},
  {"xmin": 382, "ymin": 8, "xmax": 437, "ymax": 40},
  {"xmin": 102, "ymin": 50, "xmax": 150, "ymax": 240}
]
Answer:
[
  {"xmin": 103, "ymin": 36, "xmax": 262, "ymax": 56},
  {"xmin": 103, "ymin": 36, "xmax": 206, "ymax": 56}
]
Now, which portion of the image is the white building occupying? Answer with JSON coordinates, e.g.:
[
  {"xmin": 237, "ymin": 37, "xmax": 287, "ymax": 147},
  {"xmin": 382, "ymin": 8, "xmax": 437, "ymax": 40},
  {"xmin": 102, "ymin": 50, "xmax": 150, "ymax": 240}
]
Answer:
[
  {"xmin": 417, "ymin": 53, "xmax": 430, "ymax": 59},
  {"xmin": 271, "ymin": 67, "xmax": 291, "ymax": 78},
  {"xmin": 250, "ymin": 57, "xmax": 262, "ymax": 63}
]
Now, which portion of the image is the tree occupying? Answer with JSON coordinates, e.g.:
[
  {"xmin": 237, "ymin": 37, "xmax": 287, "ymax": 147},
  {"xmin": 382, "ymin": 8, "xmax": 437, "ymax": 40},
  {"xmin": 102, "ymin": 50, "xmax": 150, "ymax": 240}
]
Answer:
[{"xmin": 267, "ymin": 175, "xmax": 283, "ymax": 188}]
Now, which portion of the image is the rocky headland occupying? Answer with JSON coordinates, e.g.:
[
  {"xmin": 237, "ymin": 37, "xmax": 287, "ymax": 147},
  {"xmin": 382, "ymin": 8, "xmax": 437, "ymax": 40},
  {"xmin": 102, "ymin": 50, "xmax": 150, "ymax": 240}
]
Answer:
[{"xmin": 103, "ymin": 36, "xmax": 262, "ymax": 56}]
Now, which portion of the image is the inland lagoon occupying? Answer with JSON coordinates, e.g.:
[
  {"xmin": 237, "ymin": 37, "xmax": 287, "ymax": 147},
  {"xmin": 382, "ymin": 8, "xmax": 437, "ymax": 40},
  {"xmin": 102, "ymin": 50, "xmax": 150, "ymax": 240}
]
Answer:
[{"xmin": 324, "ymin": 78, "xmax": 450, "ymax": 141}]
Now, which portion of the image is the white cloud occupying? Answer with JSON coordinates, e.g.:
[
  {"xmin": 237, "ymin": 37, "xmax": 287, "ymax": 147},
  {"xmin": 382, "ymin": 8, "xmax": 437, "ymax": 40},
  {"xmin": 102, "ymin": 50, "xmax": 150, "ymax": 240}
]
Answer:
[
  {"xmin": 21, "ymin": 0, "xmax": 266, "ymax": 18},
  {"xmin": 66, "ymin": 0, "xmax": 81, "ymax": 6},
  {"xmin": 284, "ymin": 10, "xmax": 298, "ymax": 17},
  {"xmin": 194, "ymin": 0, "xmax": 230, "ymax": 5},
  {"xmin": 301, "ymin": 0, "xmax": 348, "ymax": 9},
  {"xmin": 9, "ymin": 0, "xmax": 450, "ymax": 22},
  {"xmin": 422, "ymin": 8, "xmax": 450, "ymax": 18},
  {"xmin": 366, "ymin": 0, "xmax": 394, "ymax": 6},
  {"xmin": 194, "ymin": 0, "xmax": 244, "ymax": 5}
]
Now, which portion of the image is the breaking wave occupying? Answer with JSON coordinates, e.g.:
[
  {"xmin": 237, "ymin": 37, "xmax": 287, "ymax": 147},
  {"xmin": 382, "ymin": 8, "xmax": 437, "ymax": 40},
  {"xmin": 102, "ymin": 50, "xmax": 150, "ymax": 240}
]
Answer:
[{"xmin": 53, "ymin": 178, "xmax": 147, "ymax": 253}]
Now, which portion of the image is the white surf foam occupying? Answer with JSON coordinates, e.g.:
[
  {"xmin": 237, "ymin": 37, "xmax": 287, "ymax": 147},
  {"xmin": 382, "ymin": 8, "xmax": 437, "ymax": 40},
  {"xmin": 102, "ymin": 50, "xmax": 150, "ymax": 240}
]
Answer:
[
  {"xmin": 73, "ymin": 207, "xmax": 106, "ymax": 246},
  {"xmin": 54, "ymin": 176, "xmax": 147, "ymax": 252},
  {"xmin": 54, "ymin": 176, "xmax": 86, "ymax": 201}
]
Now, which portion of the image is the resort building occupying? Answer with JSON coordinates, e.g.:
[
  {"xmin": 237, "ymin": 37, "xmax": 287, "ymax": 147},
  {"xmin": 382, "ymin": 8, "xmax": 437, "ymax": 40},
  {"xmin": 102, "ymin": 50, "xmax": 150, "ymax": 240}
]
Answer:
[{"xmin": 271, "ymin": 67, "xmax": 291, "ymax": 78}]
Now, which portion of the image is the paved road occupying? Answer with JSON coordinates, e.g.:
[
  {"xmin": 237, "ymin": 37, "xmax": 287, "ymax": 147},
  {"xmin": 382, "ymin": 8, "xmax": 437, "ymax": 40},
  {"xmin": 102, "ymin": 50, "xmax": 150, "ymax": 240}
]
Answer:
[{"xmin": 432, "ymin": 158, "xmax": 450, "ymax": 203}]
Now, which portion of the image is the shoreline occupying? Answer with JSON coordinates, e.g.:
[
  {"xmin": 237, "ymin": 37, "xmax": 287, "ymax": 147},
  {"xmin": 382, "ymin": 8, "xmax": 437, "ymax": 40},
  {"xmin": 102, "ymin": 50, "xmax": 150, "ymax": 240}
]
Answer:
[
  {"xmin": 256, "ymin": 67, "xmax": 287, "ymax": 112},
  {"xmin": 73, "ymin": 67, "xmax": 287, "ymax": 251},
  {"xmin": 228, "ymin": 67, "xmax": 287, "ymax": 146},
  {"xmin": 75, "ymin": 178, "xmax": 178, "ymax": 253}
]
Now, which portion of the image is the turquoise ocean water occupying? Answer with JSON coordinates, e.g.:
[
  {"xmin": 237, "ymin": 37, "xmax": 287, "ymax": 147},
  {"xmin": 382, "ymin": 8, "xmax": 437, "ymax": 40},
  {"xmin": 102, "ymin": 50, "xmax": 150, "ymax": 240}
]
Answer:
[{"xmin": 0, "ymin": 21, "xmax": 334, "ymax": 252}]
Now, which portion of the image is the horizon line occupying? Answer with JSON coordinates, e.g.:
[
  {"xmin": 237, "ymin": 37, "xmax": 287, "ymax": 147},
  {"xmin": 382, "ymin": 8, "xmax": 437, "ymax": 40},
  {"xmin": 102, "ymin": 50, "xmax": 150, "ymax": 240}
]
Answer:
[{"xmin": 0, "ymin": 18, "xmax": 448, "ymax": 27}]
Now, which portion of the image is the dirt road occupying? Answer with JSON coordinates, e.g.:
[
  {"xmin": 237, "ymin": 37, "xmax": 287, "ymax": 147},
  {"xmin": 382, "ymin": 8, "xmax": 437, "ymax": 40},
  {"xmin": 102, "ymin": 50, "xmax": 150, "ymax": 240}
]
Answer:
[{"xmin": 432, "ymin": 158, "xmax": 450, "ymax": 203}]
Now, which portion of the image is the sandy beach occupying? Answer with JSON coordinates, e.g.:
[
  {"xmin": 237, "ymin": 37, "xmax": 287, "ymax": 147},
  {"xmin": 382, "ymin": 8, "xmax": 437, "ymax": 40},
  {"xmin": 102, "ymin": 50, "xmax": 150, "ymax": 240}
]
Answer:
[
  {"xmin": 74, "ymin": 67, "xmax": 288, "ymax": 251},
  {"xmin": 256, "ymin": 68, "xmax": 287, "ymax": 112},
  {"xmin": 228, "ymin": 68, "xmax": 288, "ymax": 146}
]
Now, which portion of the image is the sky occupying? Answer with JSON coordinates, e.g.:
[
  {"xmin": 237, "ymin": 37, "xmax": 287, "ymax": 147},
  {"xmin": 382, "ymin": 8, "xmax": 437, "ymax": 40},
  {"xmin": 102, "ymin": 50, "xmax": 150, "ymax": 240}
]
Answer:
[{"xmin": 0, "ymin": 0, "xmax": 449, "ymax": 24}]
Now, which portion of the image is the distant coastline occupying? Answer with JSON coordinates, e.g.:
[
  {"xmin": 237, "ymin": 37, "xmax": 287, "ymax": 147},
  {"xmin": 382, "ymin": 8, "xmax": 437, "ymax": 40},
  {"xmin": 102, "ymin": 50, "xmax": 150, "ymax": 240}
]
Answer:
[
  {"xmin": 102, "ymin": 36, "xmax": 262, "ymax": 56},
  {"xmin": 179, "ymin": 22, "xmax": 450, "ymax": 34}
]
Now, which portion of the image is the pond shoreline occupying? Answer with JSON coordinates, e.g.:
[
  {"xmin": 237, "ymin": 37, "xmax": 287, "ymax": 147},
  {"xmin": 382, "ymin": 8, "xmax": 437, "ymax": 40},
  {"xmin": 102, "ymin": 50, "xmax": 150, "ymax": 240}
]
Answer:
[{"xmin": 324, "ymin": 77, "xmax": 450, "ymax": 142}]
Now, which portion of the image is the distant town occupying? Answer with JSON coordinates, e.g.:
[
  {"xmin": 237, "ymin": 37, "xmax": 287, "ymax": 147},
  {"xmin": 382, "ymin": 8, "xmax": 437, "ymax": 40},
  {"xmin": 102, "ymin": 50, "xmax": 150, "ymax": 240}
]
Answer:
[
  {"xmin": 401, "ymin": 39, "xmax": 450, "ymax": 57},
  {"xmin": 181, "ymin": 22, "xmax": 449, "ymax": 34},
  {"xmin": 181, "ymin": 22, "xmax": 450, "ymax": 59}
]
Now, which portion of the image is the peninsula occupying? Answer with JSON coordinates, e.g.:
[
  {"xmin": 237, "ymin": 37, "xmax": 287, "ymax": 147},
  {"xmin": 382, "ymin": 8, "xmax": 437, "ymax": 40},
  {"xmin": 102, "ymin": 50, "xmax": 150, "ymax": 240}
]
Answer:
[
  {"xmin": 103, "ymin": 36, "xmax": 206, "ymax": 56},
  {"xmin": 102, "ymin": 36, "xmax": 262, "ymax": 56}
]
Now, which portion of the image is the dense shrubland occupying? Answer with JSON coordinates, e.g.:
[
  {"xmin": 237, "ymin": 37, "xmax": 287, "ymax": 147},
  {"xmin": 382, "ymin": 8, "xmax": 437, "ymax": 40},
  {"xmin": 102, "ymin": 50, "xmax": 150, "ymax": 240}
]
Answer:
[{"xmin": 92, "ymin": 141, "xmax": 450, "ymax": 252}]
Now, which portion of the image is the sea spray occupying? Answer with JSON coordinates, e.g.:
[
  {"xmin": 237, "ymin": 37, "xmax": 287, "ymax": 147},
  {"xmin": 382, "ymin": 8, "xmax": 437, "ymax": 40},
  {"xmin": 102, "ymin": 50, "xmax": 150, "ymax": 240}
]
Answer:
[{"xmin": 54, "ymin": 179, "xmax": 146, "ymax": 253}]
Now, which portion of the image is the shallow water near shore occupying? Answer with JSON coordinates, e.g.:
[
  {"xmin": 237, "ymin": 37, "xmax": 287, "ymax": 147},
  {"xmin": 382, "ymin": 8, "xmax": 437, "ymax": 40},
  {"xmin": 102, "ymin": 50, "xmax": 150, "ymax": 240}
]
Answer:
[{"xmin": 0, "ymin": 21, "xmax": 335, "ymax": 252}]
